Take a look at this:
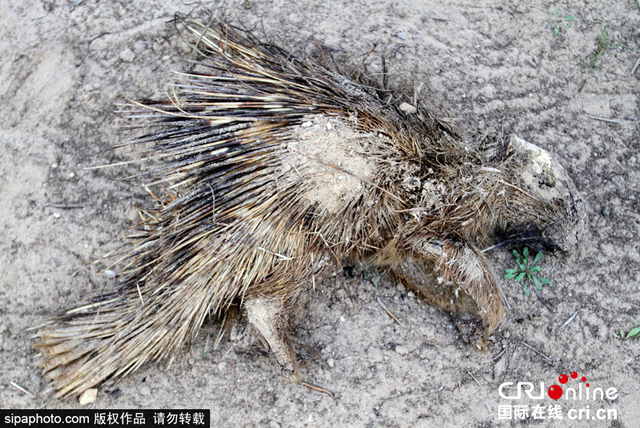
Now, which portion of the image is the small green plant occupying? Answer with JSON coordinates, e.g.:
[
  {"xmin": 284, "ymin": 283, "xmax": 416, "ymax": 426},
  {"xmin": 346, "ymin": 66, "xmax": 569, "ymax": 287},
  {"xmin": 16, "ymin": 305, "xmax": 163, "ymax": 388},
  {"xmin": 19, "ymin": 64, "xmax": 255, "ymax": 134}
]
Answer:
[
  {"xmin": 580, "ymin": 26, "xmax": 640, "ymax": 70},
  {"xmin": 621, "ymin": 325, "xmax": 640, "ymax": 340},
  {"xmin": 504, "ymin": 247, "xmax": 552, "ymax": 296},
  {"xmin": 550, "ymin": 7, "xmax": 574, "ymax": 35},
  {"xmin": 581, "ymin": 24, "xmax": 616, "ymax": 69}
]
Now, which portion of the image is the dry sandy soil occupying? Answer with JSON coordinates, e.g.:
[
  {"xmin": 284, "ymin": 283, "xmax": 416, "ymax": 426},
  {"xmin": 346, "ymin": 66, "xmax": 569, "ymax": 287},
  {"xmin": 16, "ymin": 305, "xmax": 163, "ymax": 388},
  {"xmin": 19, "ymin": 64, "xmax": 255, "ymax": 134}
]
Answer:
[{"xmin": 1, "ymin": 0, "xmax": 639, "ymax": 427}]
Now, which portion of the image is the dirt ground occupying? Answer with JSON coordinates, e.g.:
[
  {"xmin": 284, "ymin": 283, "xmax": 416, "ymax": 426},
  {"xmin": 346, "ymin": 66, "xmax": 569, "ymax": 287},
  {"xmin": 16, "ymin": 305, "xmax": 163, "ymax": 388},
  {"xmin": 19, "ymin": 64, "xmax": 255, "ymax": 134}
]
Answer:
[{"xmin": 1, "ymin": 0, "xmax": 639, "ymax": 426}]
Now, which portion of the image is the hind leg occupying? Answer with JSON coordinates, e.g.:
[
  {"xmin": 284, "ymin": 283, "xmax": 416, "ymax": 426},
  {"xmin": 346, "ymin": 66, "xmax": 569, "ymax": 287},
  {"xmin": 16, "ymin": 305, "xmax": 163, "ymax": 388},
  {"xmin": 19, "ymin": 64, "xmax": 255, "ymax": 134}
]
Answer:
[
  {"xmin": 242, "ymin": 250, "xmax": 330, "ymax": 377},
  {"xmin": 244, "ymin": 296, "xmax": 299, "ymax": 378}
]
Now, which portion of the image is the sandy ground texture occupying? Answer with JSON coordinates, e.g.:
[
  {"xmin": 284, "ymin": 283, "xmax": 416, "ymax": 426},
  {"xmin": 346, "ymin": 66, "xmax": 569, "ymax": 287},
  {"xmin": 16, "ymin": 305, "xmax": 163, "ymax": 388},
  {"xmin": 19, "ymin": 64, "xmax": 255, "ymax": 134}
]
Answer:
[{"xmin": 1, "ymin": 0, "xmax": 639, "ymax": 426}]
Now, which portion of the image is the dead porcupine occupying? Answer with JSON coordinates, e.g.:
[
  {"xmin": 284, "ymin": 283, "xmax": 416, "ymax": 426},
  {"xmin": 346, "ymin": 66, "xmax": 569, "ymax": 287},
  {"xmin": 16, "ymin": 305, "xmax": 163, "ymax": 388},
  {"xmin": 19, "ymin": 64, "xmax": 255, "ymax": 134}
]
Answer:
[{"xmin": 33, "ymin": 18, "xmax": 582, "ymax": 398}]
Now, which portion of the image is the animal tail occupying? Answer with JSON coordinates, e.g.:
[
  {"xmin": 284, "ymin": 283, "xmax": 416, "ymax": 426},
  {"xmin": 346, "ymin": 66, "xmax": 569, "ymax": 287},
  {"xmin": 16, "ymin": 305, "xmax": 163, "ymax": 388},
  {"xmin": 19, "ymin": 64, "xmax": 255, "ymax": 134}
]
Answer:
[{"xmin": 32, "ymin": 271, "xmax": 223, "ymax": 397}]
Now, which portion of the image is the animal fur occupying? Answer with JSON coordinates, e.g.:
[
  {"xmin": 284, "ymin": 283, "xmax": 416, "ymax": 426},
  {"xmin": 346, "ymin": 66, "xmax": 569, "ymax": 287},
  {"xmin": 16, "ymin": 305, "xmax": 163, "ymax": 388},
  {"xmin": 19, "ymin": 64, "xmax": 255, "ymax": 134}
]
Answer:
[{"xmin": 32, "ymin": 17, "xmax": 582, "ymax": 398}]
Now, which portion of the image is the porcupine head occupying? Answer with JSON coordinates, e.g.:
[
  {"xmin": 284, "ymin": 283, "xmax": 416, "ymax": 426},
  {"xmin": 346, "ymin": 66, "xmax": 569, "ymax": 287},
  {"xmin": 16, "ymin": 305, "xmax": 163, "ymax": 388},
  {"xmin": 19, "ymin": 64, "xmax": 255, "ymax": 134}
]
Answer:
[
  {"xmin": 31, "ymin": 17, "xmax": 584, "ymax": 398},
  {"xmin": 385, "ymin": 132, "xmax": 584, "ymax": 348}
]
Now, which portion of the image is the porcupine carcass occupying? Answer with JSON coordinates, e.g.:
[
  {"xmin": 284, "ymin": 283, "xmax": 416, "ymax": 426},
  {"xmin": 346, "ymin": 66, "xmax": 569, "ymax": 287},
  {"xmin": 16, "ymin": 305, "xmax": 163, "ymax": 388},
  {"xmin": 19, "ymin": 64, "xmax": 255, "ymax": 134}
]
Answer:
[{"xmin": 33, "ymin": 18, "xmax": 583, "ymax": 398}]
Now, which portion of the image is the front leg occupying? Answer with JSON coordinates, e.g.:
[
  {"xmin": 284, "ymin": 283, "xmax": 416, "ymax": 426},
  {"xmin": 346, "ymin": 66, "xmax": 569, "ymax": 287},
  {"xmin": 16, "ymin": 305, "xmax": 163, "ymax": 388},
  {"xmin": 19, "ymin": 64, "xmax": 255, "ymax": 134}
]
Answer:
[{"xmin": 392, "ymin": 238, "xmax": 504, "ymax": 349}]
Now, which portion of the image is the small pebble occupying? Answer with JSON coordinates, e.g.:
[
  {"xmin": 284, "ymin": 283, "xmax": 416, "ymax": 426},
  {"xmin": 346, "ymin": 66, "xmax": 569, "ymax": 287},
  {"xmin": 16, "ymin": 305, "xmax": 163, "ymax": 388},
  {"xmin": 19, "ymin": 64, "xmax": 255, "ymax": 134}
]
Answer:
[
  {"xmin": 53, "ymin": 213, "xmax": 61, "ymax": 219},
  {"xmin": 69, "ymin": 172, "xmax": 75, "ymax": 178},
  {"xmin": 139, "ymin": 385, "xmax": 151, "ymax": 396},
  {"xmin": 51, "ymin": 163, "xmax": 58, "ymax": 169},
  {"xmin": 395, "ymin": 345, "xmax": 409, "ymax": 355},
  {"xmin": 104, "ymin": 270, "xmax": 116, "ymax": 278},
  {"xmin": 399, "ymin": 102, "xmax": 417, "ymax": 114},
  {"xmin": 327, "ymin": 358, "xmax": 335, "ymax": 368},
  {"xmin": 326, "ymin": 122, "xmax": 333, "ymax": 130},
  {"xmin": 301, "ymin": 121, "xmax": 313, "ymax": 127},
  {"xmin": 79, "ymin": 388, "xmax": 97, "ymax": 405},
  {"xmin": 120, "ymin": 48, "xmax": 135, "ymax": 63},
  {"xmin": 134, "ymin": 41, "xmax": 147, "ymax": 52}
]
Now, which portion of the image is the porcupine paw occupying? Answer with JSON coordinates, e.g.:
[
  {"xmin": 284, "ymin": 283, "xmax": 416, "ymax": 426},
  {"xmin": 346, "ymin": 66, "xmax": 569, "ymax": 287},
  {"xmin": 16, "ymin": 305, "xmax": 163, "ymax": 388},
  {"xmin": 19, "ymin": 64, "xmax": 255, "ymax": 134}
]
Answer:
[{"xmin": 244, "ymin": 297, "xmax": 299, "ymax": 380}]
